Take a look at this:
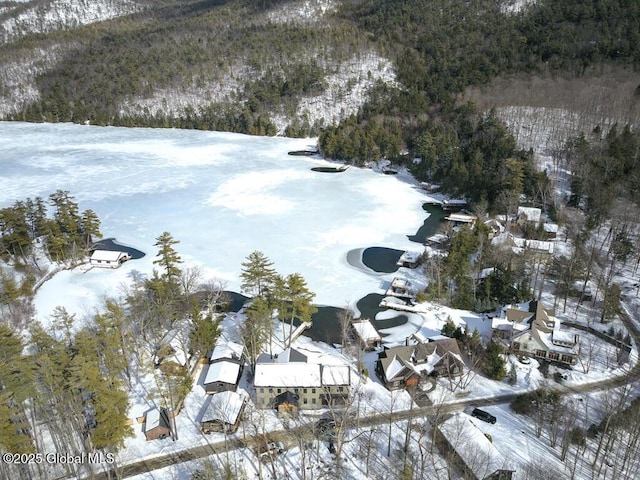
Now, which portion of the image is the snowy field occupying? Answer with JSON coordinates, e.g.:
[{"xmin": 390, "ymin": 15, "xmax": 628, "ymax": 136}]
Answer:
[{"xmin": 0, "ymin": 121, "xmax": 429, "ymax": 324}]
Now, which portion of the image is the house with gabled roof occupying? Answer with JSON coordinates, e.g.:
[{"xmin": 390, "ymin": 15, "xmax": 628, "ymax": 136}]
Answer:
[
  {"xmin": 517, "ymin": 206, "xmax": 542, "ymax": 226},
  {"xmin": 375, "ymin": 337, "xmax": 465, "ymax": 390},
  {"xmin": 89, "ymin": 249, "xmax": 131, "ymax": 268},
  {"xmin": 203, "ymin": 340, "xmax": 245, "ymax": 394},
  {"xmin": 494, "ymin": 301, "xmax": 579, "ymax": 366}
]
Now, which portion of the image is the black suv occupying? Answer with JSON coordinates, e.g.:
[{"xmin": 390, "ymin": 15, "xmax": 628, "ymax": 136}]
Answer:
[{"xmin": 471, "ymin": 408, "xmax": 497, "ymax": 424}]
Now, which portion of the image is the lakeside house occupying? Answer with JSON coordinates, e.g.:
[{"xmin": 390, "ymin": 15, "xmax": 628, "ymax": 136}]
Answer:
[
  {"xmin": 396, "ymin": 250, "xmax": 422, "ymax": 268},
  {"xmin": 203, "ymin": 341, "xmax": 245, "ymax": 394},
  {"xmin": 444, "ymin": 212, "xmax": 478, "ymax": 227},
  {"xmin": 492, "ymin": 301, "xmax": 579, "ymax": 366},
  {"xmin": 89, "ymin": 249, "xmax": 131, "ymax": 268},
  {"xmin": 351, "ymin": 318, "xmax": 382, "ymax": 350},
  {"xmin": 253, "ymin": 348, "xmax": 351, "ymax": 414},
  {"xmin": 385, "ymin": 277, "xmax": 415, "ymax": 299},
  {"xmin": 144, "ymin": 407, "xmax": 171, "ymax": 441}
]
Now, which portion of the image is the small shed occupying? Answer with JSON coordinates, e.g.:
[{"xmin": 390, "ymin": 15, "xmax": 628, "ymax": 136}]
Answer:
[
  {"xmin": 89, "ymin": 250, "xmax": 131, "ymax": 268},
  {"xmin": 201, "ymin": 392, "xmax": 247, "ymax": 434},
  {"xmin": 144, "ymin": 407, "xmax": 171, "ymax": 441}
]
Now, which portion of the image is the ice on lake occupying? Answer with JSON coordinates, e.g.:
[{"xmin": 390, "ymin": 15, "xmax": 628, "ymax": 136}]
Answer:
[{"xmin": 0, "ymin": 122, "xmax": 429, "ymax": 319}]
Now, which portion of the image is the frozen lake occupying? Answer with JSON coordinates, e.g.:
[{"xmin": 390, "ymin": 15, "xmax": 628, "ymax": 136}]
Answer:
[{"xmin": 0, "ymin": 122, "xmax": 432, "ymax": 322}]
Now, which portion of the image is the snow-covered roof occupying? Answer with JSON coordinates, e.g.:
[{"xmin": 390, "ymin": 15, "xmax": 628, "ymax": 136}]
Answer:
[
  {"xmin": 145, "ymin": 408, "xmax": 169, "ymax": 432},
  {"xmin": 351, "ymin": 319, "xmax": 381, "ymax": 342},
  {"xmin": 204, "ymin": 360, "xmax": 241, "ymax": 385},
  {"xmin": 543, "ymin": 223, "xmax": 558, "ymax": 233},
  {"xmin": 386, "ymin": 356, "xmax": 410, "ymax": 380},
  {"xmin": 257, "ymin": 347, "xmax": 308, "ymax": 364},
  {"xmin": 210, "ymin": 341, "xmax": 244, "ymax": 362},
  {"xmin": 398, "ymin": 251, "xmax": 421, "ymax": 262},
  {"xmin": 517, "ymin": 206, "xmax": 542, "ymax": 223},
  {"xmin": 445, "ymin": 213, "xmax": 477, "ymax": 223},
  {"xmin": 90, "ymin": 250, "xmax": 128, "ymax": 262},
  {"xmin": 438, "ymin": 413, "xmax": 511, "ymax": 476},
  {"xmin": 254, "ymin": 362, "xmax": 322, "ymax": 388},
  {"xmin": 552, "ymin": 330, "xmax": 576, "ymax": 345},
  {"xmin": 321, "ymin": 365, "xmax": 351, "ymax": 386},
  {"xmin": 513, "ymin": 237, "xmax": 554, "ymax": 254},
  {"xmin": 202, "ymin": 391, "xmax": 246, "ymax": 425}
]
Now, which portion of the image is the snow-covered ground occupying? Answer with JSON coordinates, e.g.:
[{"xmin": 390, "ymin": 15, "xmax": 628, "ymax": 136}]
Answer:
[{"xmin": 0, "ymin": 0, "xmax": 143, "ymax": 44}]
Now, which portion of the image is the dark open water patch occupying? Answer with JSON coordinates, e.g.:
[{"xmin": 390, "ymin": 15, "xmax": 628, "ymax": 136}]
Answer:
[
  {"xmin": 356, "ymin": 293, "xmax": 409, "ymax": 331},
  {"xmin": 91, "ymin": 238, "xmax": 145, "ymax": 259},
  {"xmin": 407, "ymin": 203, "xmax": 445, "ymax": 243},
  {"xmin": 361, "ymin": 247, "xmax": 404, "ymax": 273},
  {"xmin": 311, "ymin": 166, "xmax": 348, "ymax": 173}
]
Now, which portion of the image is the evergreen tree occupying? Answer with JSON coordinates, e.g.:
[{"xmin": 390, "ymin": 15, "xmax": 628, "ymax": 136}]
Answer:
[
  {"xmin": 240, "ymin": 250, "xmax": 277, "ymax": 297},
  {"xmin": 483, "ymin": 341, "xmax": 507, "ymax": 380},
  {"xmin": 153, "ymin": 232, "xmax": 183, "ymax": 282},
  {"xmin": 80, "ymin": 209, "xmax": 102, "ymax": 248},
  {"xmin": 188, "ymin": 304, "xmax": 222, "ymax": 359},
  {"xmin": 272, "ymin": 273, "xmax": 317, "ymax": 347}
]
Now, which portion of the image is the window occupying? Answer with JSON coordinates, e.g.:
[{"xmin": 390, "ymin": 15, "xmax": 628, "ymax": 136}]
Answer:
[
  {"xmin": 548, "ymin": 352, "xmax": 559, "ymax": 361},
  {"xmin": 277, "ymin": 388, "xmax": 282, "ymax": 394},
  {"xmin": 312, "ymin": 388, "xmax": 316, "ymax": 393},
  {"xmin": 304, "ymin": 388, "xmax": 307, "ymax": 393},
  {"xmin": 312, "ymin": 398, "xmax": 316, "ymax": 404},
  {"xmin": 268, "ymin": 388, "xmax": 273, "ymax": 393},
  {"xmin": 562, "ymin": 355, "xmax": 573, "ymax": 364},
  {"xmin": 303, "ymin": 398, "xmax": 308, "ymax": 404},
  {"xmin": 535, "ymin": 350, "xmax": 547, "ymax": 358},
  {"xmin": 338, "ymin": 386, "xmax": 343, "ymax": 392}
]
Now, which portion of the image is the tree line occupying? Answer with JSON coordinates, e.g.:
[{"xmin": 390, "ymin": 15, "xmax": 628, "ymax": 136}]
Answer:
[{"xmin": 0, "ymin": 190, "xmax": 101, "ymax": 264}]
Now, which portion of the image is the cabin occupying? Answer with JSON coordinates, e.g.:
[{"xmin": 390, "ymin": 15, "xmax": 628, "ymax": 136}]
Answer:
[
  {"xmin": 200, "ymin": 391, "xmax": 247, "ymax": 434},
  {"xmin": 516, "ymin": 206, "xmax": 542, "ymax": 226},
  {"xmin": 351, "ymin": 318, "xmax": 382, "ymax": 350},
  {"xmin": 203, "ymin": 341, "xmax": 245, "ymax": 394},
  {"xmin": 89, "ymin": 249, "xmax": 130, "ymax": 268},
  {"xmin": 144, "ymin": 407, "xmax": 171, "ymax": 441}
]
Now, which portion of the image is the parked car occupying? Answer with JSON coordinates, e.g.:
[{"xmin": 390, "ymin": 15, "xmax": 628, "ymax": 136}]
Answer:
[
  {"xmin": 471, "ymin": 408, "xmax": 497, "ymax": 424},
  {"xmin": 259, "ymin": 441, "xmax": 285, "ymax": 461}
]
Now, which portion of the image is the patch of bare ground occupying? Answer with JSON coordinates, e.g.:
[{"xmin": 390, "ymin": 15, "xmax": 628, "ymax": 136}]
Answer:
[{"xmin": 460, "ymin": 64, "xmax": 640, "ymax": 152}]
